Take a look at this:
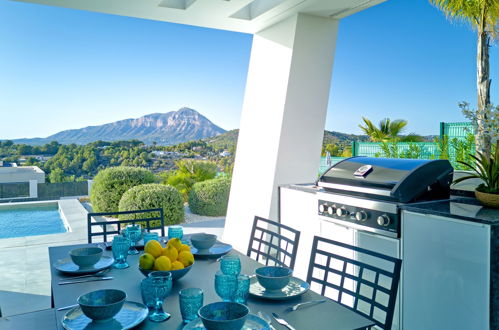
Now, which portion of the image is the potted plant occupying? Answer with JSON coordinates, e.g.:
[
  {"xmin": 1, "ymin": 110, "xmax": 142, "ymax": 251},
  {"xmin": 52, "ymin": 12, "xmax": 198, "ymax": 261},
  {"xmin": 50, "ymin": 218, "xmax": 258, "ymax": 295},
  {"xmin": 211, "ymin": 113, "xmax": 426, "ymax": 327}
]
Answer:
[{"xmin": 453, "ymin": 141, "xmax": 499, "ymax": 208}]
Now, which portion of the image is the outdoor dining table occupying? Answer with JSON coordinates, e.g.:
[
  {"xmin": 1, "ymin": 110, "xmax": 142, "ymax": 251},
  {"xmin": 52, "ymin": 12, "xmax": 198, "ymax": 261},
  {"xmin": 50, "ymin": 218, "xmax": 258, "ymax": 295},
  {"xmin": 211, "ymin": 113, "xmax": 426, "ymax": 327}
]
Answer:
[{"xmin": 48, "ymin": 237, "xmax": 375, "ymax": 330}]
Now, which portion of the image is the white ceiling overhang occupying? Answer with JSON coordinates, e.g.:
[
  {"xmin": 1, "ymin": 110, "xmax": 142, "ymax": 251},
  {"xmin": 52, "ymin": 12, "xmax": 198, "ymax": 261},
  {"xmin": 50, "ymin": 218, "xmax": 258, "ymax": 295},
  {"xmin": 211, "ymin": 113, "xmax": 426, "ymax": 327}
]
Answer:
[{"xmin": 11, "ymin": 0, "xmax": 386, "ymax": 34}]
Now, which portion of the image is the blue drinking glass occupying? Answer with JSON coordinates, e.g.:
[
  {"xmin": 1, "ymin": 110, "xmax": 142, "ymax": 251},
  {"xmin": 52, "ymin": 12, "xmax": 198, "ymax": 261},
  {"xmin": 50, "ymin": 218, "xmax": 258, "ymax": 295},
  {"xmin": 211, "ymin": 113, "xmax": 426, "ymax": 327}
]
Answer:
[
  {"xmin": 112, "ymin": 236, "xmax": 131, "ymax": 269},
  {"xmin": 179, "ymin": 288, "xmax": 204, "ymax": 324},
  {"xmin": 141, "ymin": 271, "xmax": 173, "ymax": 322},
  {"xmin": 220, "ymin": 255, "xmax": 241, "ymax": 275},
  {"xmin": 124, "ymin": 224, "xmax": 142, "ymax": 255},
  {"xmin": 143, "ymin": 232, "xmax": 159, "ymax": 245},
  {"xmin": 168, "ymin": 225, "xmax": 183, "ymax": 240},
  {"xmin": 233, "ymin": 274, "xmax": 250, "ymax": 305},
  {"xmin": 214, "ymin": 271, "xmax": 237, "ymax": 302}
]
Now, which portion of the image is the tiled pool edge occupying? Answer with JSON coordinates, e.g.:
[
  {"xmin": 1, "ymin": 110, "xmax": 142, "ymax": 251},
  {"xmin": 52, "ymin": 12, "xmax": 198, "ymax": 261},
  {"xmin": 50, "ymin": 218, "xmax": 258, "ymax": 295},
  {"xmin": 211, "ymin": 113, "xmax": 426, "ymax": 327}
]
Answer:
[{"xmin": 0, "ymin": 199, "xmax": 89, "ymax": 316}]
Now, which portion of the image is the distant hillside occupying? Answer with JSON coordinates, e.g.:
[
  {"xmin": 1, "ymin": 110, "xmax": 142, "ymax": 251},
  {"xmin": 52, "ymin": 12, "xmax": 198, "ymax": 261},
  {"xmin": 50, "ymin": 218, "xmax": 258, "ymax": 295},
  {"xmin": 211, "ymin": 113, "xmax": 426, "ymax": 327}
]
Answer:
[
  {"xmin": 13, "ymin": 108, "xmax": 226, "ymax": 146},
  {"xmin": 204, "ymin": 129, "xmax": 370, "ymax": 151},
  {"xmin": 323, "ymin": 130, "xmax": 370, "ymax": 145}
]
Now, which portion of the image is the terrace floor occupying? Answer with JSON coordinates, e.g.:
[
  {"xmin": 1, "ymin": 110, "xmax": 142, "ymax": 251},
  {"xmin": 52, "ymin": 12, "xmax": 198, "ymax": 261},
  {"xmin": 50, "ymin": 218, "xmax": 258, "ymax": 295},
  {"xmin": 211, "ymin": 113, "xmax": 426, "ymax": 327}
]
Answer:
[{"xmin": 0, "ymin": 199, "xmax": 225, "ymax": 316}]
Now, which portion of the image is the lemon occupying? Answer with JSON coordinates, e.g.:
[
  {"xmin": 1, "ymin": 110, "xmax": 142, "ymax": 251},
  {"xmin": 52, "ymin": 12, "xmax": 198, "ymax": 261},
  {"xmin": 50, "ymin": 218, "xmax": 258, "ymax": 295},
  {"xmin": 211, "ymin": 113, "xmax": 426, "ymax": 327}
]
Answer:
[
  {"xmin": 144, "ymin": 240, "xmax": 163, "ymax": 258},
  {"xmin": 177, "ymin": 251, "xmax": 194, "ymax": 267},
  {"xmin": 179, "ymin": 244, "xmax": 191, "ymax": 253},
  {"xmin": 171, "ymin": 261, "xmax": 185, "ymax": 270},
  {"xmin": 154, "ymin": 256, "xmax": 172, "ymax": 271},
  {"xmin": 162, "ymin": 245, "xmax": 178, "ymax": 263},
  {"xmin": 139, "ymin": 253, "xmax": 155, "ymax": 270},
  {"xmin": 167, "ymin": 238, "xmax": 182, "ymax": 251}
]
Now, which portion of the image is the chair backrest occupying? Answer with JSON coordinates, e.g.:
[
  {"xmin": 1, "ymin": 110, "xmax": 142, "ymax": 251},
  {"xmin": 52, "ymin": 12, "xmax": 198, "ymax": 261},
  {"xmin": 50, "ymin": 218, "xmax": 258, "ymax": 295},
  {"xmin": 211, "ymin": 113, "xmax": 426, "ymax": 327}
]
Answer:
[
  {"xmin": 246, "ymin": 216, "xmax": 301, "ymax": 270},
  {"xmin": 306, "ymin": 236, "xmax": 402, "ymax": 329},
  {"xmin": 87, "ymin": 208, "xmax": 165, "ymax": 243}
]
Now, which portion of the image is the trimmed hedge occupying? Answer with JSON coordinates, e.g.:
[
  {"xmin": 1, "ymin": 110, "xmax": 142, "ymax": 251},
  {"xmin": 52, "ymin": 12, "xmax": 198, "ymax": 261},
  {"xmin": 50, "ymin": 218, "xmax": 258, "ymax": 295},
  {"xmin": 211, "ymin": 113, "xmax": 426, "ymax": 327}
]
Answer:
[
  {"xmin": 118, "ymin": 183, "xmax": 184, "ymax": 227},
  {"xmin": 90, "ymin": 166, "xmax": 155, "ymax": 213},
  {"xmin": 188, "ymin": 178, "xmax": 231, "ymax": 216}
]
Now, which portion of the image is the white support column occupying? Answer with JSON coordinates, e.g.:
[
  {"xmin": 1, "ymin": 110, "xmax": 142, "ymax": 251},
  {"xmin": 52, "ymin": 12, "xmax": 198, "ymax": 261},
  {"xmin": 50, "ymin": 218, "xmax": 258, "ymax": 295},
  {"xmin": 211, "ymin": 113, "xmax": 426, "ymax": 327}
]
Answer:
[
  {"xmin": 29, "ymin": 180, "xmax": 38, "ymax": 198},
  {"xmin": 223, "ymin": 13, "xmax": 339, "ymax": 252}
]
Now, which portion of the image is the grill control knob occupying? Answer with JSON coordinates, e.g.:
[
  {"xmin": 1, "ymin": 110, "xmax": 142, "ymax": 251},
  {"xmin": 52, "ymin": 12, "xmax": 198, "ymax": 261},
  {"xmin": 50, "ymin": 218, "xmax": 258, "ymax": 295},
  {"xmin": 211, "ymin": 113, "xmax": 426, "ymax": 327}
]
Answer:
[
  {"xmin": 377, "ymin": 215, "xmax": 391, "ymax": 226},
  {"xmin": 327, "ymin": 206, "xmax": 335, "ymax": 215},
  {"xmin": 336, "ymin": 207, "xmax": 347, "ymax": 217},
  {"xmin": 319, "ymin": 204, "xmax": 325, "ymax": 213},
  {"xmin": 355, "ymin": 211, "xmax": 368, "ymax": 222}
]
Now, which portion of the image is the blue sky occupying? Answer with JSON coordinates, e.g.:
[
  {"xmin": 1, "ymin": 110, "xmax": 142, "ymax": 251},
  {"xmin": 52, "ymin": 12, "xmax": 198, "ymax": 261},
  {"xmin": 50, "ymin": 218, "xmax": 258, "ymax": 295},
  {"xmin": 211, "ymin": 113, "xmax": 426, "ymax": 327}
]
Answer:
[{"xmin": 0, "ymin": 0, "xmax": 497, "ymax": 139}]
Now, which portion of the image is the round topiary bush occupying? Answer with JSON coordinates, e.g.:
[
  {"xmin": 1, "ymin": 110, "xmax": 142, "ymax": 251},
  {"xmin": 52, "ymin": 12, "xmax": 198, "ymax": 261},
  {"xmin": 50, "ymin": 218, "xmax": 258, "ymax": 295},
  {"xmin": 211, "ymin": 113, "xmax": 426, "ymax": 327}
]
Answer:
[
  {"xmin": 90, "ymin": 166, "xmax": 156, "ymax": 213},
  {"xmin": 188, "ymin": 178, "xmax": 231, "ymax": 216},
  {"xmin": 118, "ymin": 183, "xmax": 184, "ymax": 227}
]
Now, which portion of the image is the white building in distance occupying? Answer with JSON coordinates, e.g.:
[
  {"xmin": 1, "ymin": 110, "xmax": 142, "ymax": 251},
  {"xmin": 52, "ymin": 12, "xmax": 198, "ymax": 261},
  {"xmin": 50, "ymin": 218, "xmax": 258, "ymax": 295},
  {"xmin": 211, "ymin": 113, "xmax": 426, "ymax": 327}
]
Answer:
[{"xmin": 0, "ymin": 164, "xmax": 45, "ymax": 184}]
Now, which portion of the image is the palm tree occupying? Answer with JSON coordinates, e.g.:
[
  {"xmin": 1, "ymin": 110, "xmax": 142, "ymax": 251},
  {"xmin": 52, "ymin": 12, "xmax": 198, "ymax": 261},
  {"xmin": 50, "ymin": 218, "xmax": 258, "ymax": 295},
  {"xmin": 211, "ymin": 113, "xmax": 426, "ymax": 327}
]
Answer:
[
  {"xmin": 359, "ymin": 117, "xmax": 408, "ymax": 142},
  {"xmin": 430, "ymin": 0, "xmax": 499, "ymax": 158}
]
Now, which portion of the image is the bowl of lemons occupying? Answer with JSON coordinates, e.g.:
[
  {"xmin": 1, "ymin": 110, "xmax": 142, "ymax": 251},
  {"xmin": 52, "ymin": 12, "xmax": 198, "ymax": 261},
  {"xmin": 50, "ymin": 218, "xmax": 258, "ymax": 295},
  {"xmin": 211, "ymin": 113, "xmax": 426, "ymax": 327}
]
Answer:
[{"xmin": 139, "ymin": 238, "xmax": 195, "ymax": 280}]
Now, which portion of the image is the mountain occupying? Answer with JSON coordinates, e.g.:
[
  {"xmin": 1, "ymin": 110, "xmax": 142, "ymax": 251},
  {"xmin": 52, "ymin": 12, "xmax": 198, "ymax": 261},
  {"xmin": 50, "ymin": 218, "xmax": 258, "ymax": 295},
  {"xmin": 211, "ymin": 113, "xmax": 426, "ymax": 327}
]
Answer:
[{"xmin": 14, "ymin": 108, "xmax": 226, "ymax": 145}]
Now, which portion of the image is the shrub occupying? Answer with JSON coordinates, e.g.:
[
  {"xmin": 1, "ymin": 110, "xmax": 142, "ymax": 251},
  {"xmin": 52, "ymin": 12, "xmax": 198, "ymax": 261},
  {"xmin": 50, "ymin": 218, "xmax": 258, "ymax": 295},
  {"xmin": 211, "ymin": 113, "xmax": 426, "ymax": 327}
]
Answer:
[
  {"xmin": 188, "ymin": 178, "xmax": 231, "ymax": 216},
  {"xmin": 90, "ymin": 166, "xmax": 155, "ymax": 213},
  {"xmin": 118, "ymin": 183, "xmax": 184, "ymax": 227}
]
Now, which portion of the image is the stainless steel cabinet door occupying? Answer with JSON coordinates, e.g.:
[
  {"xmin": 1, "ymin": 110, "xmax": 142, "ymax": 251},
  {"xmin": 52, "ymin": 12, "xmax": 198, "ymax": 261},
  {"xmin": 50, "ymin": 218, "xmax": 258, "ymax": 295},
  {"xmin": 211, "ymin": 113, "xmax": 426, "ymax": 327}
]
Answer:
[{"xmin": 402, "ymin": 211, "xmax": 490, "ymax": 330}]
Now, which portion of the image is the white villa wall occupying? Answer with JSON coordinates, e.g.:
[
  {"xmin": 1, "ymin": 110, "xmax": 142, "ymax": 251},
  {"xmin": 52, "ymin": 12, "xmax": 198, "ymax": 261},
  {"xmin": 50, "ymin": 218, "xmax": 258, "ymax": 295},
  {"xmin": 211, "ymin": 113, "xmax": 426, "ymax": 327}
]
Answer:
[{"xmin": 0, "ymin": 166, "xmax": 45, "ymax": 184}]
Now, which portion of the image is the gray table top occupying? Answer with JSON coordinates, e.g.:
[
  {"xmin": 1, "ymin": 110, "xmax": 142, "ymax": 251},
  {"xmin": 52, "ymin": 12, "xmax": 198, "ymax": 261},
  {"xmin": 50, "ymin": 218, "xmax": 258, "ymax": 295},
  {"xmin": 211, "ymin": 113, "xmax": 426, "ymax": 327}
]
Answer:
[
  {"xmin": 0, "ymin": 309, "xmax": 57, "ymax": 330},
  {"xmin": 49, "ymin": 240, "xmax": 374, "ymax": 330}
]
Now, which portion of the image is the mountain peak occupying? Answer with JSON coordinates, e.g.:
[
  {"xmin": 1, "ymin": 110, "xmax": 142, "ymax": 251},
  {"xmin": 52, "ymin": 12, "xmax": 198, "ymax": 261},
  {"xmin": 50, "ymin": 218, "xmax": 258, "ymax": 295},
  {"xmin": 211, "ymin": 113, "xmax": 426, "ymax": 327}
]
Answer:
[{"xmin": 16, "ymin": 108, "xmax": 226, "ymax": 146}]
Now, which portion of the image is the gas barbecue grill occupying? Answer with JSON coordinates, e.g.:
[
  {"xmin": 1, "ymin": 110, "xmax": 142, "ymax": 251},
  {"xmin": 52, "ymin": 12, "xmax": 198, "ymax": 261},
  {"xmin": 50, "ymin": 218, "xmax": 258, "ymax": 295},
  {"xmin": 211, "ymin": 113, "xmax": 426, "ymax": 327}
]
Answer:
[{"xmin": 316, "ymin": 157, "xmax": 453, "ymax": 238}]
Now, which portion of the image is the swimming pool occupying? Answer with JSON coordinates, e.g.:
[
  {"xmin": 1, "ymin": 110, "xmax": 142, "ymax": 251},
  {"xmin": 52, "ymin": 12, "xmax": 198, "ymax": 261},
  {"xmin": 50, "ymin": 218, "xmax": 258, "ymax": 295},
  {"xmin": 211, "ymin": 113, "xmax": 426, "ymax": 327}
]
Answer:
[{"xmin": 0, "ymin": 203, "xmax": 68, "ymax": 239}]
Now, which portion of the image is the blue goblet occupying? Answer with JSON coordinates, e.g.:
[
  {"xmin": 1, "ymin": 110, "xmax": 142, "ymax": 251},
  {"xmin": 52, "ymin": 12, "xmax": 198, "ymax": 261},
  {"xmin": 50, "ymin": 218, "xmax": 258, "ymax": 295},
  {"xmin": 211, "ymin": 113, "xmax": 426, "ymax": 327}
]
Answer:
[
  {"xmin": 220, "ymin": 255, "xmax": 241, "ymax": 276},
  {"xmin": 168, "ymin": 225, "xmax": 183, "ymax": 240},
  {"xmin": 141, "ymin": 271, "xmax": 173, "ymax": 322},
  {"xmin": 214, "ymin": 271, "xmax": 237, "ymax": 302},
  {"xmin": 112, "ymin": 236, "xmax": 131, "ymax": 269},
  {"xmin": 179, "ymin": 288, "xmax": 204, "ymax": 324},
  {"xmin": 124, "ymin": 224, "xmax": 142, "ymax": 255},
  {"xmin": 143, "ymin": 232, "xmax": 159, "ymax": 245},
  {"xmin": 234, "ymin": 274, "xmax": 250, "ymax": 305}
]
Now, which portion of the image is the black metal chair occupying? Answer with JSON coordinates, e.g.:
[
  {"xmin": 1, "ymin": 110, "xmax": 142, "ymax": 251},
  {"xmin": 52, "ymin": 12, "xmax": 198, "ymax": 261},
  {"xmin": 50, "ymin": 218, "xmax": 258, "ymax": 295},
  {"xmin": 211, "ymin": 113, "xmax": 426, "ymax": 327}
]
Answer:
[
  {"xmin": 87, "ymin": 208, "xmax": 165, "ymax": 243},
  {"xmin": 306, "ymin": 236, "xmax": 402, "ymax": 330},
  {"xmin": 246, "ymin": 216, "xmax": 301, "ymax": 270}
]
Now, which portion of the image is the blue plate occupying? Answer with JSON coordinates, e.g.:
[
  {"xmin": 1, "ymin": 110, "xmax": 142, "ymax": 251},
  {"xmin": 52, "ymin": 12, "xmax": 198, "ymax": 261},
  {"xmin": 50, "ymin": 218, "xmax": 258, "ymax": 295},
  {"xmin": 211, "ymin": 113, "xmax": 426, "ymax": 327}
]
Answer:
[
  {"xmin": 61, "ymin": 301, "xmax": 148, "ymax": 330},
  {"xmin": 249, "ymin": 276, "xmax": 310, "ymax": 300},
  {"xmin": 184, "ymin": 314, "xmax": 270, "ymax": 330},
  {"xmin": 54, "ymin": 256, "xmax": 114, "ymax": 274},
  {"xmin": 190, "ymin": 242, "xmax": 232, "ymax": 259}
]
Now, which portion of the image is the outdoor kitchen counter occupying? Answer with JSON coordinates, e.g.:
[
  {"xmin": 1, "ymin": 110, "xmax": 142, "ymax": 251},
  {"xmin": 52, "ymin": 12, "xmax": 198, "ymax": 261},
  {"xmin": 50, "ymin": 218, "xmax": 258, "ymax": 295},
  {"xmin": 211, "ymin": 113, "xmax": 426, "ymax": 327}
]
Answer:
[{"xmin": 400, "ymin": 197, "xmax": 499, "ymax": 225}]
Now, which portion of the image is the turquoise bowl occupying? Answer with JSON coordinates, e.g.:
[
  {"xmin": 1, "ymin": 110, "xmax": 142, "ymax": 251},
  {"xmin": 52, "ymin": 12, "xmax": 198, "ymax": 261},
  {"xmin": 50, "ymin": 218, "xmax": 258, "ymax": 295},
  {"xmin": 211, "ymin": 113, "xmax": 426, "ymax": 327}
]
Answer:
[
  {"xmin": 139, "ymin": 263, "xmax": 193, "ymax": 280},
  {"xmin": 69, "ymin": 247, "xmax": 103, "ymax": 268},
  {"xmin": 255, "ymin": 266, "xmax": 293, "ymax": 291},
  {"xmin": 190, "ymin": 233, "xmax": 217, "ymax": 251},
  {"xmin": 77, "ymin": 289, "xmax": 126, "ymax": 322},
  {"xmin": 198, "ymin": 302, "xmax": 249, "ymax": 330}
]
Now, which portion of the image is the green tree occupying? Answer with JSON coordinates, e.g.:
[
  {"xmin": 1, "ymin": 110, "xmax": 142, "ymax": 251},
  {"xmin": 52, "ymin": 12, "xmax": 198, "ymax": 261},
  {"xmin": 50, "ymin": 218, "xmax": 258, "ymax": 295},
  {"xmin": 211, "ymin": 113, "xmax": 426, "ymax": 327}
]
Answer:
[
  {"xmin": 48, "ymin": 168, "xmax": 65, "ymax": 183},
  {"xmin": 359, "ymin": 117, "xmax": 408, "ymax": 142},
  {"xmin": 164, "ymin": 160, "xmax": 218, "ymax": 200},
  {"xmin": 430, "ymin": 0, "xmax": 499, "ymax": 157}
]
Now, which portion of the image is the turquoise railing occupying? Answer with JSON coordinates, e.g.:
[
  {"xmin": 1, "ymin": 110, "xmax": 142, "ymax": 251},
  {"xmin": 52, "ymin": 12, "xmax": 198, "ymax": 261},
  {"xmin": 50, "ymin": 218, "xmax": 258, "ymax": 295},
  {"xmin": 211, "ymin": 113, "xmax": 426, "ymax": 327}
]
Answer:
[{"xmin": 352, "ymin": 142, "xmax": 440, "ymax": 159}]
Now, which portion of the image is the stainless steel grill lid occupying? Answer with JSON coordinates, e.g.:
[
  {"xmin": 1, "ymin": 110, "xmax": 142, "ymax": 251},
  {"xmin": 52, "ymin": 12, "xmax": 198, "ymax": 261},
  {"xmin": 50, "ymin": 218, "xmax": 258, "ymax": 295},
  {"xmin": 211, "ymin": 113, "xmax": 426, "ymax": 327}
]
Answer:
[{"xmin": 317, "ymin": 157, "xmax": 453, "ymax": 203}]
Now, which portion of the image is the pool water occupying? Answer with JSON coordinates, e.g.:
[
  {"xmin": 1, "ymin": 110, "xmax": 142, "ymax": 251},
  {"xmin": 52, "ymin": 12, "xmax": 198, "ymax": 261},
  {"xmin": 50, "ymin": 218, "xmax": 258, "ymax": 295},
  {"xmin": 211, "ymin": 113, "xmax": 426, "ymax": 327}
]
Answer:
[{"xmin": 0, "ymin": 204, "xmax": 67, "ymax": 239}]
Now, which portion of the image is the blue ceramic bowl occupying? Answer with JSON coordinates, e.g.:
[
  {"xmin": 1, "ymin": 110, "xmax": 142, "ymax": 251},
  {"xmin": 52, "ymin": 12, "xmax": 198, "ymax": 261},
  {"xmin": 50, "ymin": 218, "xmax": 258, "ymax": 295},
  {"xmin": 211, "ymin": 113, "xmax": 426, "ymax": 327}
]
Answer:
[
  {"xmin": 77, "ymin": 289, "xmax": 126, "ymax": 322},
  {"xmin": 255, "ymin": 266, "xmax": 293, "ymax": 291},
  {"xmin": 69, "ymin": 247, "xmax": 103, "ymax": 268},
  {"xmin": 198, "ymin": 302, "xmax": 249, "ymax": 330},
  {"xmin": 190, "ymin": 233, "xmax": 217, "ymax": 251},
  {"xmin": 139, "ymin": 263, "xmax": 193, "ymax": 280}
]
